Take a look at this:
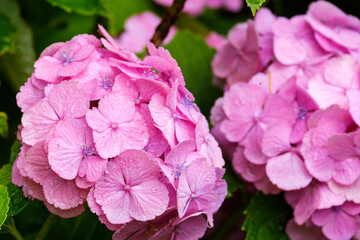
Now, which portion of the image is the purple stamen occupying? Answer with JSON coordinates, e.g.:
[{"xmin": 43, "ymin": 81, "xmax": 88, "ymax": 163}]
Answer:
[
  {"xmin": 60, "ymin": 50, "xmax": 75, "ymax": 66},
  {"xmin": 332, "ymin": 206, "xmax": 340, "ymax": 211},
  {"xmin": 141, "ymin": 68, "xmax": 159, "ymax": 79},
  {"xmin": 297, "ymin": 107, "xmax": 307, "ymax": 120},
  {"xmin": 82, "ymin": 145, "xmax": 94, "ymax": 158},
  {"xmin": 181, "ymin": 95, "xmax": 195, "ymax": 108},
  {"xmin": 174, "ymin": 164, "xmax": 187, "ymax": 179},
  {"xmin": 98, "ymin": 75, "xmax": 113, "ymax": 90}
]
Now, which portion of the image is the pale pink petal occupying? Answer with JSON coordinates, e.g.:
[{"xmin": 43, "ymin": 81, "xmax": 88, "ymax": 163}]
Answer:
[
  {"xmin": 16, "ymin": 80, "xmax": 45, "ymax": 112},
  {"xmin": 149, "ymin": 93, "xmax": 176, "ymax": 147},
  {"xmin": 266, "ymin": 152, "xmax": 312, "ymax": 191},
  {"xmin": 286, "ymin": 219, "xmax": 326, "ymax": 240},
  {"xmin": 78, "ymin": 155, "xmax": 107, "ymax": 182},
  {"xmin": 129, "ymin": 179, "xmax": 169, "ymax": 221},
  {"xmin": 43, "ymin": 174, "xmax": 87, "ymax": 209},
  {"xmin": 347, "ymin": 89, "xmax": 360, "ymax": 126},
  {"xmin": 34, "ymin": 56, "xmax": 62, "ymax": 82},
  {"xmin": 323, "ymin": 55, "xmax": 358, "ymax": 89},
  {"xmin": 23, "ymin": 141, "xmax": 53, "ymax": 184},
  {"xmin": 48, "ymin": 119, "xmax": 87, "ymax": 180},
  {"xmin": 48, "ymin": 80, "xmax": 90, "ymax": 120},
  {"xmin": 21, "ymin": 100, "xmax": 59, "ymax": 146},
  {"xmin": 85, "ymin": 107, "xmax": 110, "ymax": 133},
  {"xmin": 261, "ymin": 124, "xmax": 291, "ymax": 157},
  {"xmin": 232, "ymin": 146, "xmax": 265, "ymax": 182},
  {"xmin": 308, "ymin": 76, "xmax": 348, "ymax": 109}
]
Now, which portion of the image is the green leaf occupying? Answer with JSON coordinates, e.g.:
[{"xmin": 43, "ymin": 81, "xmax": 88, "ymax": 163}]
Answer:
[
  {"xmin": 33, "ymin": 12, "xmax": 96, "ymax": 55},
  {"xmin": 243, "ymin": 192, "xmax": 292, "ymax": 240},
  {"xmin": 165, "ymin": 30, "xmax": 222, "ymax": 117},
  {"xmin": 223, "ymin": 164, "xmax": 243, "ymax": 198},
  {"xmin": 46, "ymin": 0, "xmax": 108, "ymax": 16},
  {"xmin": 0, "ymin": 13, "xmax": 16, "ymax": 55},
  {"xmin": 0, "ymin": 0, "xmax": 36, "ymax": 92},
  {"xmin": 6, "ymin": 183, "xmax": 28, "ymax": 216},
  {"xmin": 0, "ymin": 164, "xmax": 12, "ymax": 186},
  {"xmin": 246, "ymin": 0, "xmax": 266, "ymax": 16},
  {"xmin": 9, "ymin": 139, "xmax": 21, "ymax": 165},
  {"xmin": 101, "ymin": 0, "xmax": 157, "ymax": 35},
  {"xmin": 0, "ymin": 112, "xmax": 8, "ymax": 138},
  {"xmin": 0, "ymin": 185, "xmax": 10, "ymax": 229}
]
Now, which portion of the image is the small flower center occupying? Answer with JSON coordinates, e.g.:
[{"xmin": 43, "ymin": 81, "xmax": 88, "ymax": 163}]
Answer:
[
  {"xmin": 111, "ymin": 123, "xmax": 118, "ymax": 130},
  {"xmin": 98, "ymin": 75, "xmax": 113, "ymax": 90},
  {"xmin": 181, "ymin": 95, "xmax": 195, "ymax": 108},
  {"xmin": 174, "ymin": 164, "xmax": 187, "ymax": 179},
  {"xmin": 297, "ymin": 107, "xmax": 307, "ymax": 120},
  {"xmin": 124, "ymin": 184, "xmax": 131, "ymax": 191},
  {"xmin": 332, "ymin": 206, "xmax": 340, "ymax": 211},
  {"xmin": 60, "ymin": 50, "xmax": 75, "ymax": 66},
  {"xmin": 141, "ymin": 68, "xmax": 159, "ymax": 79},
  {"xmin": 81, "ymin": 145, "xmax": 94, "ymax": 158},
  {"xmin": 190, "ymin": 193, "xmax": 196, "ymax": 199}
]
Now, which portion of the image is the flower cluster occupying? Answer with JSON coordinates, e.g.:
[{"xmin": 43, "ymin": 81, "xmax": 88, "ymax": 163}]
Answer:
[
  {"xmin": 210, "ymin": 1, "xmax": 360, "ymax": 239},
  {"xmin": 117, "ymin": 11, "xmax": 177, "ymax": 53},
  {"xmin": 12, "ymin": 25, "xmax": 226, "ymax": 239},
  {"xmin": 154, "ymin": 0, "xmax": 243, "ymax": 16}
]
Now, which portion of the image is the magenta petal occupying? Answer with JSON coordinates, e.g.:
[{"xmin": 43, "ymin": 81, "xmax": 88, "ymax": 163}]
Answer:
[
  {"xmin": 303, "ymin": 145, "xmax": 334, "ymax": 182},
  {"xmin": 266, "ymin": 152, "xmax": 312, "ymax": 191},
  {"xmin": 327, "ymin": 133, "xmax": 357, "ymax": 160},
  {"xmin": 332, "ymin": 158, "xmax": 360, "ymax": 185},
  {"xmin": 173, "ymin": 215, "xmax": 207, "ymax": 240},
  {"xmin": 43, "ymin": 174, "xmax": 86, "ymax": 209},
  {"xmin": 261, "ymin": 124, "xmax": 291, "ymax": 157},
  {"xmin": 312, "ymin": 209, "xmax": 357, "ymax": 240},
  {"xmin": 45, "ymin": 203, "xmax": 84, "ymax": 218},
  {"xmin": 328, "ymin": 177, "xmax": 360, "ymax": 203},
  {"xmin": 211, "ymin": 43, "xmax": 239, "ymax": 78},
  {"xmin": 286, "ymin": 219, "xmax": 326, "ymax": 240},
  {"xmin": 23, "ymin": 142, "xmax": 53, "ymax": 184}
]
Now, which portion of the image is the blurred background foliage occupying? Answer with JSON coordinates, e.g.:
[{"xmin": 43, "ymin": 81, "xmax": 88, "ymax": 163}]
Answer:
[{"xmin": 0, "ymin": 0, "xmax": 358, "ymax": 239}]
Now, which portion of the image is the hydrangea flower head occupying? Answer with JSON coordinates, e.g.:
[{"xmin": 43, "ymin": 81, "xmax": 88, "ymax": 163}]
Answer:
[
  {"xmin": 210, "ymin": 2, "xmax": 360, "ymax": 239},
  {"xmin": 13, "ymin": 25, "xmax": 226, "ymax": 239}
]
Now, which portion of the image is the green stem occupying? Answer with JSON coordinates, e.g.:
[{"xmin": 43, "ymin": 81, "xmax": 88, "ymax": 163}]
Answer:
[
  {"xmin": 9, "ymin": 225, "xmax": 24, "ymax": 240},
  {"xmin": 34, "ymin": 213, "xmax": 57, "ymax": 240}
]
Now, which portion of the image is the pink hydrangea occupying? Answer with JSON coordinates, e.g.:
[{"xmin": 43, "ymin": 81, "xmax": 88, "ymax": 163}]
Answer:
[
  {"xmin": 154, "ymin": 0, "xmax": 243, "ymax": 16},
  {"xmin": 13, "ymin": 25, "xmax": 226, "ymax": 239},
  {"xmin": 210, "ymin": 2, "xmax": 360, "ymax": 239},
  {"xmin": 117, "ymin": 11, "xmax": 177, "ymax": 53}
]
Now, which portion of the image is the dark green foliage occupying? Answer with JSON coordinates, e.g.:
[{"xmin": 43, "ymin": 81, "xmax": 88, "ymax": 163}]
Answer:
[{"xmin": 243, "ymin": 192, "xmax": 292, "ymax": 240}]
